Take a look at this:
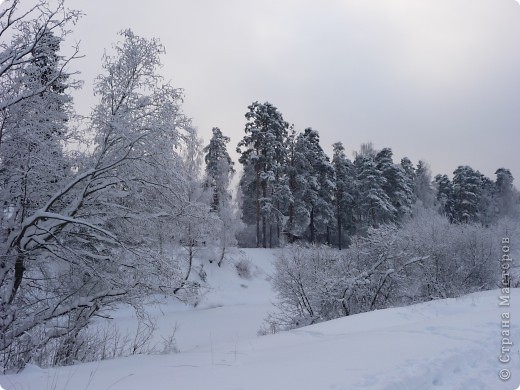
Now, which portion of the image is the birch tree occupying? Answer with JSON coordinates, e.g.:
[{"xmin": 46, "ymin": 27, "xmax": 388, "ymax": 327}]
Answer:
[{"xmin": 0, "ymin": 27, "xmax": 198, "ymax": 370}]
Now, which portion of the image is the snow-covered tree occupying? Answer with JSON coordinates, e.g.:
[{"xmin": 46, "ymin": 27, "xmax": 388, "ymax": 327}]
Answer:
[
  {"xmin": 283, "ymin": 128, "xmax": 299, "ymax": 242},
  {"xmin": 0, "ymin": 27, "xmax": 200, "ymax": 370},
  {"xmin": 354, "ymin": 153, "xmax": 395, "ymax": 228},
  {"xmin": 434, "ymin": 174, "xmax": 455, "ymax": 221},
  {"xmin": 332, "ymin": 142, "xmax": 355, "ymax": 249},
  {"xmin": 290, "ymin": 128, "xmax": 335, "ymax": 244},
  {"xmin": 451, "ymin": 165, "xmax": 482, "ymax": 223},
  {"xmin": 375, "ymin": 148, "xmax": 414, "ymax": 221},
  {"xmin": 0, "ymin": 30, "xmax": 75, "ymax": 242},
  {"xmin": 414, "ymin": 160, "xmax": 435, "ymax": 208},
  {"xmin": 400, "ymin": 157, "xmax": 417, "ymax": 206},
  {"xmin": 478, "ymin": 174, "xmax": 498, "ymax": 226},
  {"xmin": 171, "ymin": 125, "xmax": 221, "ymax": 288},
  {"xmin": 0, "ymin": 0, "xmax": 81, "ymax": 114},
  {"xmin": 237, "ymin": 101, "xmax": 289, "ymax": 248},
  {"xmin": 203, "ymin": 127, "xmax": 237, "ymax": 266},
  {"xmin": 204, "ymin": 127, "xmax": 234, "ymax": 212},
  {"xmin": 400, "ymin": 157, "xmax": 415, "ymax": 181},
  {"xmin": 238, "ymin": 163, "xmax": 257, "ymax": 226},
  {"xmin": 495, "ymin": 168, "xmax": 517, "ymax": 218},
  {"xmin": 0, "ymin": 0, "xmax": 82, "ymax": 370}
]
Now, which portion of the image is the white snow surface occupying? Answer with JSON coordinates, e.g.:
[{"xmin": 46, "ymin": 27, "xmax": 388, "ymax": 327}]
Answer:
[{"xmin": 1, "ymin": 248, "xmax": 519, "ymax": 390}]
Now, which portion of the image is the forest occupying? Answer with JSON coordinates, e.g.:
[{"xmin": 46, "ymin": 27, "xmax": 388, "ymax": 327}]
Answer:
[
  {"xmin": 1, "ymin": 0, "xmax": 518, "ymax": 372},
  {"xmin": 236, "ymin": 101, "xmax": 518, "ymax": 248}
]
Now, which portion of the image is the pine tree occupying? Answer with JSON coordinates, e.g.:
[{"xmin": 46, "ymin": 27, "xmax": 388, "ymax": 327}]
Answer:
[
  {"xmin": 451, "ymin": 165, "xmax": 482, "ymax": 223},
  {"xmin": 495, "ymin": 168, "xmax": 516, "ymax": 218},
  {"xmin": 400, "ymin": 157, "xmax": 417, "ymax": 206},
  {"xmin": 414, "ymin": 160, "xmax": 435, "ymax": 208},
  {"xmin": 434, "ymin": 174, "xmax": 455, "ymax": 221},
  {"xmin": 282, "ymin": 127, "xmax": 299, "ymax": 242},
  {"xmin": 332, "ymin": 142, "xmax": 355, "ymax": 249},
  {"xmin": 290, "ymin": 128, "xmax": 335, "ymax": 243},
  {"xmin": 309, "ymin": 131, "xmax": 335, "ymax": 244},
  {"xmin": 478, "ymin": 174, "xmax": 497, "ymax": 226},
  {"xmin": 237, "ymin": 101, "xmax": 289, "ymax": 247},
  {"xmin": 290, "ymin": 131, "xmax": 312, "ymax": 240},
  {"xmin": 375, "ymin": 148, "xmax": 414, "ymax": 221},
  {"xmin": 400, "ymin": 157, "xmax": 415, "ymax": 180},
  {"xmin": 238, "ymin": 163, "xmax": 258, "ymax": 227},
  {"xmin": 355, "ymin": 153, "xmax": 395, "ymax": 228}
]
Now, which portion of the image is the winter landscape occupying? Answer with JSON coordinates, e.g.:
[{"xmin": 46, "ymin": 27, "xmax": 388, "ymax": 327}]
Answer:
[{"xmin": 1, "ymin": 0, "xmax": 520, "ymax": 389}]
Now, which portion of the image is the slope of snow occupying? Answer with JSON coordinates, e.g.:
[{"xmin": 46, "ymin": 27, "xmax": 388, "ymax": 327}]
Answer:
[{"xmin": 1, "ymin": 248, "xmax": 518, "ymax": 390}]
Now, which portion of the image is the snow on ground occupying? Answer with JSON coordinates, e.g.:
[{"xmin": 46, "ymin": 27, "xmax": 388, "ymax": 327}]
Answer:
[
  {"xmin": 103, "ymin": 248, "xmax": 278, "ymax": 354},
  {"xmin": 1, "ymin": 248, "xmax": 519, "ymax": 390}
]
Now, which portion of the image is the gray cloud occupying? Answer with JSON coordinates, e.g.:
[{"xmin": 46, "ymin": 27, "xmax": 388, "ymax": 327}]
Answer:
[{"xmin": 66, "ymin": 0, "xmax": 520, "ymax": 181}]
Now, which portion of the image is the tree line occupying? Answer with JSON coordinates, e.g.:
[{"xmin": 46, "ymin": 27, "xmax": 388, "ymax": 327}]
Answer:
[{"xmin": 235, "ymin": 101, "xmax": 518, "ymax": 248}]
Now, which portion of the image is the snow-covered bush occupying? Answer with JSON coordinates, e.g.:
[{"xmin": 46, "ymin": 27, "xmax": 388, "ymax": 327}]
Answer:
[
  {"xmin": 269, "ymin": 245, "xmax": 346, "ymax": 328},
  {"xmin": 267, "ymin": 210, "xmax": 507, "ymax": 331},
  {"xmin": 235, "ymin": 257, "xmax": 253, "ymax": 279}
]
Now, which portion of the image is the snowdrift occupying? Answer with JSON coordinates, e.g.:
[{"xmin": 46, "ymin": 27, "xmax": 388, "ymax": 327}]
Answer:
[{"xmin": 1, "ymin": 249, "xmax": 517, "ymax": 390}]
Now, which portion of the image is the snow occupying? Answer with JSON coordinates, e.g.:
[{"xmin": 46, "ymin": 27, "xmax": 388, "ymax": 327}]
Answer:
[{"xmin": 1, "ymin": 248, "xmax": 518, "ymax": 390}]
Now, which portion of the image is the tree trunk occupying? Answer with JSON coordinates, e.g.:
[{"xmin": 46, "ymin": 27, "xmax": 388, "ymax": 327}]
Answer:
[
  {"xmin": 255, "ymin": 164, "xmax": 260, "ymax": 248},
  {"xmin": 262, "ymin": 180, "xmax": 267, "ymax": 248},
  {"xmin": 276, "ymin": 200, "xmax": 281, "ymax": 245},
  {"xmin": 8, "ymin": 253, "xmax": 25, "ymax": 304},
  {"xmin": 174, "ymin": 235, "xmax": 194, "ymax": 295},
  {"xmin": 262, "ymin": 217, "xmax": 267, "ymax": 248},
  {"xmin": 310, "ymin": 206, "xmax": 315, "ymax": 244},
  {"xmin": 337, "ymin": 198, "xmax": 342, "ymax": 250},
  {"xmin": 288, "ymin": 203, "xmax": 294, "ymax": 243},
  {"xmin": 370, "ymin": 200, "xmax": 377, "ymax": 228}
]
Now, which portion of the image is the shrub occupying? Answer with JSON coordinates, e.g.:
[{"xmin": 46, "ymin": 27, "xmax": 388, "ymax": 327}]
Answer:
[{"xmin": 265, "ymin": 210, "xmax": 511, "ymax": 332}]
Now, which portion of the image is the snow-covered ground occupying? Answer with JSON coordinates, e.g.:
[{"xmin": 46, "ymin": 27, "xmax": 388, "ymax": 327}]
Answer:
[{"xmin": 1, "ymin": 248, "xmax": 518, "ymax": 390}]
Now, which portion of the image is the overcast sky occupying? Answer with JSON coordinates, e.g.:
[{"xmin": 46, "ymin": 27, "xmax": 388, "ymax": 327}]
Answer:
[{"xmin": 64, "ymin": 0, "xmax": 520, "ymax": 181}]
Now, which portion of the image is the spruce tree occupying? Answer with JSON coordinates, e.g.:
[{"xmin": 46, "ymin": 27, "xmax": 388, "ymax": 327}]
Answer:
[{"xmin": 0, "ymin": 30, "xmax": 73, "ymax": 238}]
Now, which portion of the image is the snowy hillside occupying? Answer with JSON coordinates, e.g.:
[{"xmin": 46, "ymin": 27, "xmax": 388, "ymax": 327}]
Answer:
[{"xmin": 0, "ymin": 249, "xmax": 518, "ymax": 390}]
